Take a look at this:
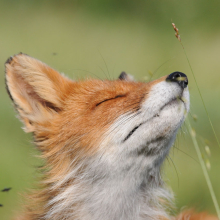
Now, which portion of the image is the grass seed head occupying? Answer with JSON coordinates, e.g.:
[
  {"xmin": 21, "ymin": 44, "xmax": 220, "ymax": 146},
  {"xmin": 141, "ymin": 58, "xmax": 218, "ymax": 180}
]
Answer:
[
  {"xmin": 192, "ymin": 114, "xmax": 198, "ymax": 122},
  {"xmin": 191, "ymin": 128, "xmax": 196, "ymax": 137},
  {"xmin": 205, "ymin": 159, "xmax": 211, "ymax": 170},
  {"xmin": 172, "ymin": 23, "xmax": 181, "ymax": 42},
  {"xmin": 205, "ymin": 146, "xmax": 211, "ymax": 157}
]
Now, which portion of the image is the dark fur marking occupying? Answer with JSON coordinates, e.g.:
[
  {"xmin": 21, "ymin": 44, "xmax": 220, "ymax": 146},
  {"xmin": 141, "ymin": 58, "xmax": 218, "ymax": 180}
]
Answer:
[
  {"xmin": 5, "ymin": 79, "xmax": 14, "ymax": 103},
  {"xmin": 5, "ymin": 56, "xmax": 13, "ymax": 64},
  {"xmin": 123, "ymin": 123, "xmax": 143, "ymax": 142},
  {"xmin": 44, "ymin": 101, "xmax": 61, "ymax": 112},
  {"xmin": 137, "ymin": 137, "xmax": 164, "ymax": 156},
  {"xmin": 96, "ymin": 95, "xmax": 126, "ymax": 107}
]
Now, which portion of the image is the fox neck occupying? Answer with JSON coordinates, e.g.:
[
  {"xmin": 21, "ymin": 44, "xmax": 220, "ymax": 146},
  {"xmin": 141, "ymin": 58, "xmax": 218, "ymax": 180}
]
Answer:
[{"xmin": 44, "ymin": 134, "xmax": 175, "ymax": 220}]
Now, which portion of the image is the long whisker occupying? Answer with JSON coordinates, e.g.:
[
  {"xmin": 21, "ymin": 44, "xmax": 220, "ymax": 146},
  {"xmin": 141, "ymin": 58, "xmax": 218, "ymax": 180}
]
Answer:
[
  {"xmin": 173, "ymin": 146, "xmax": 198, "ymax": 163},
  {"xmin": 98, "ymin": 50, "xmax": 111, "ymax": 80},
  {"xmin": 167, "ymin": 155, "xmax": 180, "ymax": 188}
]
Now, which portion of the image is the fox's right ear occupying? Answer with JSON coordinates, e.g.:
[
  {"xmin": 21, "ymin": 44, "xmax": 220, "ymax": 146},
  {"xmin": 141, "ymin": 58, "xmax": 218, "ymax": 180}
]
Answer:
[
  {"xmin": 5, "ymin": 53, "xmax": 73, "ymax": 132},
  {"xmin": 118, "ymin": 71, "xmax": 135, "ymax": 81}
]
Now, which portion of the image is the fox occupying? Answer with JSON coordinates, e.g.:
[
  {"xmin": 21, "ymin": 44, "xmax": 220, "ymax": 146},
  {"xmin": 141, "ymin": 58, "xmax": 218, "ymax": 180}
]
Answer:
[{"xmin": 5, "ymin": 53, "xmax": 217, "ymax": 220}]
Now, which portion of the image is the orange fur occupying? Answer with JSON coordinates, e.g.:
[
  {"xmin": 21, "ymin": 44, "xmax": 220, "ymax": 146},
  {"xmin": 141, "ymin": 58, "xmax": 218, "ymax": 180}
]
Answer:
[
  {"xmin": 5, "ymin": 53, "xmax": 217, "ymax": 220},
  {"xmin": 176, "ymin": 211, "xmax": 218, "ymax": 220}
]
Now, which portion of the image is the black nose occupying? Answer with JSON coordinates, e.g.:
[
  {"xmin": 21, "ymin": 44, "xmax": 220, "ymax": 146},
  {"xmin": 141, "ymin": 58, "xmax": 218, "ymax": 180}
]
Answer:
[{"xmin": 166, "ymin": 71, "xmax": 188, "ymax": 89}]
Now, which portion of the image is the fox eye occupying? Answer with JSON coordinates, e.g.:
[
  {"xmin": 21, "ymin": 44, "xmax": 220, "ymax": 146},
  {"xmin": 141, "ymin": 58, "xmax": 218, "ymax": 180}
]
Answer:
[{"xmin": 96, "ymin": 95, "xmax": 125, "ymax": 107}]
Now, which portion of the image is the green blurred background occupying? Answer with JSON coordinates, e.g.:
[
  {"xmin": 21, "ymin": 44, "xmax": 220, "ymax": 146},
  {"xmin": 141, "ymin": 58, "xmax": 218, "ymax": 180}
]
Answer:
[{"xmin": 0, "ymin": 0, "xmax": 220, "ymax": 219}]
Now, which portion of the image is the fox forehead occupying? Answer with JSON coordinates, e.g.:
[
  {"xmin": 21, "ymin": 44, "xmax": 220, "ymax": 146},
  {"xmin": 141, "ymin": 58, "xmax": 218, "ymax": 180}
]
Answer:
[{"xmin": 63, "ymin": 77, "xmax": 166, "ymax": 116}]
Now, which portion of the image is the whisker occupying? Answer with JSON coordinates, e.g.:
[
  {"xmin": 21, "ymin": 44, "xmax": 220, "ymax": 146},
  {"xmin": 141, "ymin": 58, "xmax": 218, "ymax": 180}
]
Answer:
[
  {"xmin": 98, "ymin": 50, "xmax": 111, "ymax": 80},
  {"xmin": 173, "ymin": 146, "xmax": 198, "ymax": 163},
  {"xmin": 167, "ymin": 155, "xmax": 180, "ymax": 188},
  {"xmin": 71, "ymin": 68, "xmax": 104, "ymax": 81}
]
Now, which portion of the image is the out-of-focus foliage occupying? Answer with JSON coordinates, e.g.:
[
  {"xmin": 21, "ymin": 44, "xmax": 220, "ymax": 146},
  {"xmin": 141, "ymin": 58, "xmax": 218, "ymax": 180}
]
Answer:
[{"xmin": 0, "ymin": 1, "xmax": 220, "ymax": 219}]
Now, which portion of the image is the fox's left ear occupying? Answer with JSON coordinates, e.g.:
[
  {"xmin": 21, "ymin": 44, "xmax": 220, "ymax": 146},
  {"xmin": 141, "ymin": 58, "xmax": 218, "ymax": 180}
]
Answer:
[{"xmin": 5, "ymin": 53, "xmax": 73, "ymax": 132}]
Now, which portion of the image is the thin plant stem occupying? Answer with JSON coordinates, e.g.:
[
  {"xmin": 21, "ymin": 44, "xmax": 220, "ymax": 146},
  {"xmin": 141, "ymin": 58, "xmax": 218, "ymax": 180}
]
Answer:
[
  {"xmin": 180, "ymin": 41, "xmax": 220, "ymax": 150},
  {"xmin": 186, "ymin": 118, "xmax": 220, "ymax": 219},
  {"xmin": 172, "ymin": 23, "xmax": 220, "ymax": 218}
]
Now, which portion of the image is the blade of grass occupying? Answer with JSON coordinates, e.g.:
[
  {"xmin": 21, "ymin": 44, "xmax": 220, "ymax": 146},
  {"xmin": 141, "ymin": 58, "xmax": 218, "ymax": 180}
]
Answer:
[
  {"xmin": 180, "ymin": 41, "xmax": 220, "ymax": 150},
  {"xmin": 186, "ymin": 118, "xmax": 220, "ymax": 219},
  {"xmin": 172, "ymin": 23, "xmax": 220, "ymax": 219},
  {"xmin": 171, "ymin": 23, "xmax": 220, "ymax": 149}
]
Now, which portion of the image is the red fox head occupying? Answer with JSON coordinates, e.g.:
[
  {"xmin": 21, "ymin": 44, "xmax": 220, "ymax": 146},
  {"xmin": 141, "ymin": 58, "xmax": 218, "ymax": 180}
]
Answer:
[{"xmin": 5, "ymin": 53, "xmax": 190, "ymax": 220}]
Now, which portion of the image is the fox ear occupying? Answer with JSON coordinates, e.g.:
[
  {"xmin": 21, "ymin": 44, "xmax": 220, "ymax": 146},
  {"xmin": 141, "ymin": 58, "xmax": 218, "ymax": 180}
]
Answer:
[
  {"xmin": 5, "ymin": 53, "xmax": 72, "ymax": 132},
  {"xmin": 118, "ymin": 71, "xmax": 135, "ymax": 81}
]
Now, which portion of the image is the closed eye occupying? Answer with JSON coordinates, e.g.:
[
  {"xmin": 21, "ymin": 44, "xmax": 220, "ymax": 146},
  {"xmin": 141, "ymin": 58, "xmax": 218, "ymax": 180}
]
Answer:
[{"xmin": 96, "ymin": 94, "xmax": 125, "ymax": 107}]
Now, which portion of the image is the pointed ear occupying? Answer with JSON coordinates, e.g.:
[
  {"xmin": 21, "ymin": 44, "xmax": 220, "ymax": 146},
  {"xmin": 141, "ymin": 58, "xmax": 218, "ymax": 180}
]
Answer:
[
  {"xmin": 5, "ymin": 53, "xmax": 73, "ymax": 132},
  {"xmin": 118, "ymin": 71, "xmax": 135, "ymax": 81}
]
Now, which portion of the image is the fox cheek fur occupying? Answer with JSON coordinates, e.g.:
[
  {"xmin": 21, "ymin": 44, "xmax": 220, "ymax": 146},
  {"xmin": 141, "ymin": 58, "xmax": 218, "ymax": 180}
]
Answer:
[{"xmin": 5, "ymin": 53, "xmax": 216, "ymax": 220}]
